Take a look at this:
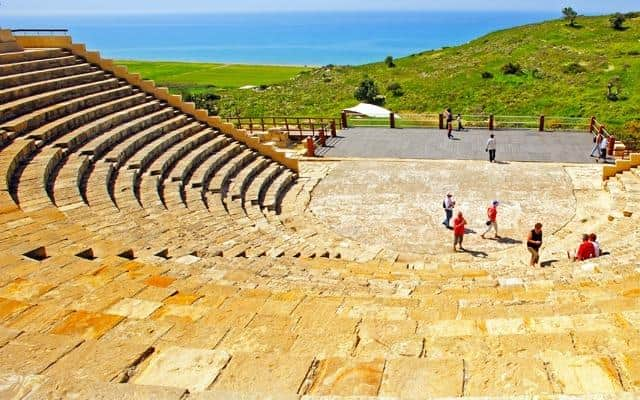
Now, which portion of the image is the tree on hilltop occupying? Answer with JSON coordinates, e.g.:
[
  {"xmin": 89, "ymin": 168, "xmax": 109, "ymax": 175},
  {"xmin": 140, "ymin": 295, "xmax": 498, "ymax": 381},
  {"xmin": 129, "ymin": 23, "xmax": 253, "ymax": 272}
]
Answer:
[
  {"xmin": 562, "ymin": 7, "xmax": 578, "ymax": 27},
  {"xmin": 610, "ymin": 13, "xmax": 627, "ymax": 30},
  {"xmin": 384, "ymin": 56, "xmax": 395, "ymax": 68}
]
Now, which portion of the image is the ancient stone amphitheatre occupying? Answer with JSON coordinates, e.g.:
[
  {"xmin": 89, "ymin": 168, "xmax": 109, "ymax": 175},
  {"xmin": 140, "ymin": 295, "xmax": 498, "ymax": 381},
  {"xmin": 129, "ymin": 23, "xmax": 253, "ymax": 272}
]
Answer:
[{"xmin": 1, "ymin": 30, "xmax": 640, "ymax": 399}]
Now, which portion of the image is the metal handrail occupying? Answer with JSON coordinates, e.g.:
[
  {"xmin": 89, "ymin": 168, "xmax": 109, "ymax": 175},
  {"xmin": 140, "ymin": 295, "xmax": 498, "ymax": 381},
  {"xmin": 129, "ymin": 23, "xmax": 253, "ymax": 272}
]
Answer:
[{"xmin": 11, "ymin": 29, "xmax": 69, "ymax": 36}]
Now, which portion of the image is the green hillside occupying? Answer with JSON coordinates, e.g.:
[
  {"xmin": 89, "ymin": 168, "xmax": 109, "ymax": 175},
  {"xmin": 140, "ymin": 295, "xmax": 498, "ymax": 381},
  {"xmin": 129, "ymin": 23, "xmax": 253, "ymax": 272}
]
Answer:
[
  {"xmin": 116, "ymin": 61, "xmax": 309, "ymax": 90},
  {"xmin": 119, "ymin": 13, "xmax": 640, "ymax": 139},
  {"xmin": 215, "ymin": 13, "xmax": 639, "ymax": 138}
]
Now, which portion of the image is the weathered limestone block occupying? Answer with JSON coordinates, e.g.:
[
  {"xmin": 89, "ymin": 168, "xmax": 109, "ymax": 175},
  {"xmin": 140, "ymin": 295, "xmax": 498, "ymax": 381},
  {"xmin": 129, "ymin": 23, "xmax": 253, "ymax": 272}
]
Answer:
[
  {"xmin": 304, "ymin": 358, "xmax": 385, "ymax": 397},
  {"xmin": 50, "ymin": 310, "xmax": 123, "ymax": 340},
  {"xmin": 543, "ymin": 352, "xmax": 624, "ymax": 394},
  {"xmin": 99, "ymin": 318, "xmax": 174, "ymax": 346},
  {"xmin": 379, "ymin": 358, "xmax": 462, "ymax": 398},
  {"xmin": 0, "ymin": 297, "xmax": 31, "ymax": 322},
  {"xmin": 44, "ymin": 339, "xmax": 153, "ymax": 383},
  {"xmin": 0, "ymin": 278, "xmax": 54, "ymax": 302},
  {"xmin": 466, "ymin": 357, "xmax": 552, "ymax": 396},
  {"xmin": 213, "ymin": 353, "xmax": 312, "ymax": 395},
  {"xmin": 106, "ymin": 298, "xmax": 163, "ymax": 319},
  {"xmin": 134, "ymin": 346, "xmax": 230, "ymax": 392},
  {"xmin": 0, "ymin": 333, "xmax": 82, "ymax": 375}
]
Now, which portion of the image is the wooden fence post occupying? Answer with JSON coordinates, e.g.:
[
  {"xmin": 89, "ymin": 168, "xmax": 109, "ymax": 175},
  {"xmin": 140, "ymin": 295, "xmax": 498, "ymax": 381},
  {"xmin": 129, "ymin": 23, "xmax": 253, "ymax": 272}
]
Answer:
[
  {"xmin": 489, "ymin": 114, "xmax": 495, "ymax": 131},
  {"xmin": 538, "ymin": 115, "xmax": 545, "ymax": 132},
  {"xmin": 389, "ymin": 112, "xmax": 396, "ymax": 129},
  {"xmin": 330, "ymin": 120, "xmax": 337, "ymax": 136},
  {"xmin": 438, "ymin": 113, "xmax": 444, "ymax": 129},
  {"xmin": 341, "ymin": 111, "xmax": 348, "ymax": 129},
  {"xmin": 305, "ymin": 137, "xmax": 315, "ymax": 157},
  {"xmin": 319, "ymin": 129, "xmax": 326, "ymax": 146}
]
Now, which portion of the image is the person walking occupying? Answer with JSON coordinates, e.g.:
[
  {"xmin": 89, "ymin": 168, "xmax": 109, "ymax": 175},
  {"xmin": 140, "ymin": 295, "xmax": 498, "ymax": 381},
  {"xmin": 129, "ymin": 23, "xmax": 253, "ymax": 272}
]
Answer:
[
  {"xmin": 453, "ymin": 211, "xmax": 467, "ymax": 252},
  {"xmin": 481, "ymin": 200, "xmax": 500, "ymax": 239},
  {"xmin": 598, "ymin": 135, "xmax": 608, "ymax": 163},
  {"xmin": 456, "ymin": 114, "xmax": 464, "ymax": 131},
  {"xmin": 442, "ymin": 193, "xmax": 455, "ymax": 229},
  {"xmin": 486, "ymin": 134, "xmax": 496, "ymax": 163},
  {"xmin": 446, "ymin": 108, "xmax": 454, "ymax": 139},
  {"xmin": 526, "ymin": 223, "xmax": 543, "ymax": 267},
  {"xmin": 590, "ymin": 131, "xmax": 603, "ymax": 158}
]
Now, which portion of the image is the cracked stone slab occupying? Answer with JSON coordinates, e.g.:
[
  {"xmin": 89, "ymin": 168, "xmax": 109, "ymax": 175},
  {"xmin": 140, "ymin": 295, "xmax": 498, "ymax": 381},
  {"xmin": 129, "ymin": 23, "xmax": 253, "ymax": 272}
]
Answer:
[
  {"xmin": 105, "ymin": 297, "xmax": 163, "ymax": 319},
  {"xmin": 0, "ymin": 333, "xmax": 82, "ymax": 375},
  {"xmin": 466, "ymin": 357, "xmax": 552, "ymax": 396},
  {"xmin": 0, "ymin": 297, "xmax": 31, "ymax": 321},
  {"xmin": 379, "ymin": 358, "xmax": 462, "ymax": 398},
  {"xmin": 0, "ymin": 326, "xmax": 21, "ymax": 347},
  {"xmin": 304, "ymin": 358, "xmax": 385, "ymax": 397},
  {"xmin": 0, "ymin": 278, "xmax": 54, "ymax": 302},
  {"xmin": 99, "ymin": 318, "xmax": 174, "ymax": 346},
  {"xmin": 542, "ymin": 352, "xmax": 624, "ymax": 394},
  {"xmin": 135, "ymin": 346, "xmax": 231, "ymax": 392},
  {"xmin": 44, "ymin": 339, "xmax": 153, "ymax": 383},
  {"xmin": 213, "ymin": 353, "xmax": 312, "ymax": 395},
  {"xmin": 0, "ymin": 373, "xmax": 47, "ymax": 399},
  {"xmin": 51, "ymin": 310, "xmax": 123, "ymax": 340},
  {"xmin": 5, "ymin": 303, "xmax": 71, "ymax": 333}
]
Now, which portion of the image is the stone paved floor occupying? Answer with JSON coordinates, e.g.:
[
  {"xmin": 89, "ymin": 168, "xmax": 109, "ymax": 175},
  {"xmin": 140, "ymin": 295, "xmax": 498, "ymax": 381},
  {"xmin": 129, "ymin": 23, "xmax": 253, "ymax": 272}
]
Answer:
[
  {"xmin": 308, "ymin": 160, "xmax": 600, "ymax": 256},
  {"xmin": 319, "ymin": 128, "xmax": 609, "ymax": 163}
]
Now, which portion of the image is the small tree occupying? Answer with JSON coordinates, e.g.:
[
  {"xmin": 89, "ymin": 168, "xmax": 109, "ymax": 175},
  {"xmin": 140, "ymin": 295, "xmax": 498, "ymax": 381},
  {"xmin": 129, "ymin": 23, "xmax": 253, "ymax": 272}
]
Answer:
[
  {"xmin": 501, "ymin": 62, "xmax": 523, "ymax": 75},
  {"xmin": 384, "ymin": 56, "xmax": 395, "ymax": 68},
  {"xmin": 607, "ymin": 76, "xmax": 622, "ymax": 101},
  {"xmin": 610, "ymin": 13, "xmax": 626, "ymax": 30},
  {"xmin": 354, "ymin": 78, "xmax": 385, "ymax": 105},
  {"xmin": 562, "ymin": 7, "xmax": 578, "ymax": 27},
  {"xmin": 387, "ymin": 82, "xmax": 403, "ymax": 97}
]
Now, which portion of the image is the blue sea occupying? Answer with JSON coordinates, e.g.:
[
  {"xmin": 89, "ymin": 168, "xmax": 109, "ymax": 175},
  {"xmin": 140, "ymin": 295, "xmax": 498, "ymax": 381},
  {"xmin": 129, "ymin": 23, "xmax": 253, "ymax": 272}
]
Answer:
[{"xmin": 1, "ymin": 12, "xmax": 557, "ymax": 65}]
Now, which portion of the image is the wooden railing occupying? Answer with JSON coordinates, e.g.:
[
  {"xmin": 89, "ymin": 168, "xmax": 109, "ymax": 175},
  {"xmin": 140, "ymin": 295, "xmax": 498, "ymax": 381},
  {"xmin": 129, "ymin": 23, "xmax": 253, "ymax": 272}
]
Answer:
[
  {"xmin": 223, "ymin": 116, "xmax": 338, "ymax": 137},
  {"xmin": 345, "ymin": 112, "xmax": 592, "ymax": 132}
]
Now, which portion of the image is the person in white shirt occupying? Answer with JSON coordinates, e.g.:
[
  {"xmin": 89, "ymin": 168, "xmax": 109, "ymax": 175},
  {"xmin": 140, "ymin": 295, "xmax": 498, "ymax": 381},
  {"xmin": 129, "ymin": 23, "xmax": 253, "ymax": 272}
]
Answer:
[
  {"xmin": 486, "ymin": 134, "xmax": 497, "ymax": 163},
  {"xmin": 589, "ymin": 233, "xmax": 601, "ymax": 257},
  {"xmin": 598, "ymin": 136, "xmax": 608, "ymax": 163},
  {"xmin": 442, "ymin": 193, "xmax": 455, "ymax": 228}
]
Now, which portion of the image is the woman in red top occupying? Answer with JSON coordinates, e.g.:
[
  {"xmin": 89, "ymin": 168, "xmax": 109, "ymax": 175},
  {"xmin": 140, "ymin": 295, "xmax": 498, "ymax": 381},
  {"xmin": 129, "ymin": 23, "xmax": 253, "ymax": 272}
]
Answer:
[
  {"xmin": 453, "ymin": 211, "xmax": 467, "ymax": 252},
  {"xmin": 570, "ymin": 234, "xmax": 596, "ymax": 261}
]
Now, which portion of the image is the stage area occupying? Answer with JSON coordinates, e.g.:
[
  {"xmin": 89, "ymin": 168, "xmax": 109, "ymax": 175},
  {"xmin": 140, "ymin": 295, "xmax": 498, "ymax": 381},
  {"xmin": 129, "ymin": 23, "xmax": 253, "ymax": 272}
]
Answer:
[
  {"xmin": 319, "ymin": 128, "xmax": 602, "ymax": 163},
  {"xmin": 308, "ymin": 160, "xmax": 602, "ymax": 256}
]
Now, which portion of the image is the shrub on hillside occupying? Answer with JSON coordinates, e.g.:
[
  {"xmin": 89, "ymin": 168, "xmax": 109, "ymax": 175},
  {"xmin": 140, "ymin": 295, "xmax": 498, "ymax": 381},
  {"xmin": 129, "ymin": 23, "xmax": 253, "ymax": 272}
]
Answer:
[
  {"xmin": 354, "ymin": 78, "xmax": 385, "ymax": 105},
  {"xmin": 501, "ymin": 62, "xmax": 523, "ymax": 75},
  {"xmin": 610, "ymin": 13, "xmax": 627, "ymax": 30},
  {"xmin": 562, "ymin": 7, "xmax": 578, "ymax": 27},
  {"xmin": 384, "ymin": 56, "xmax": 396, "ymax": 68},
  {"xmin": 562, "ymin": 62, "xmax": 587, "ymax": 74},
  {"xmin": 387, "ymin": 82, "xmax": 404, "ymax": 97},
  {"xmin": 481, "ymin": 71, "xmax": 494, "ymax": 79},
  {"xmin": 606, "ymin": 76, "xmax": 622, "ymax": 101},
  {"xmin": 183, "ymin": 91, "xmax": 220, "ymax": 115}
]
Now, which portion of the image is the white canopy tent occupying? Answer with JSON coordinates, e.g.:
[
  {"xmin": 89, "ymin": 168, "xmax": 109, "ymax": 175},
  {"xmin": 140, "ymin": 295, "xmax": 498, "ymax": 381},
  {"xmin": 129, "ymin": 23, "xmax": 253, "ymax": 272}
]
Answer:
[{"xmin": 343, "ymin": 103, "xmax": 401, "ymax": 119}]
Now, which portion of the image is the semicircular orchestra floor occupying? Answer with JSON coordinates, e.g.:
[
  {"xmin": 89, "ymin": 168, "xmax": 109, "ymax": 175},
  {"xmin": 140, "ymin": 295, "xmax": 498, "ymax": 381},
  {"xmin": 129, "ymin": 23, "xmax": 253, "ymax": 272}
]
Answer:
[{"xmin": 308, "ymin": 160, "xmax": 602, "ymax": 259}]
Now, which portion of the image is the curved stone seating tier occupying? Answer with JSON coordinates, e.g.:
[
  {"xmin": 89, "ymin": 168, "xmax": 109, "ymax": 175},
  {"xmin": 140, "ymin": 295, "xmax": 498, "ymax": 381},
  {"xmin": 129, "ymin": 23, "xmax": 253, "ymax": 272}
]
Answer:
[{"xmin": 0, "ymin": 68, "xmax": 104, "ymax": 108}]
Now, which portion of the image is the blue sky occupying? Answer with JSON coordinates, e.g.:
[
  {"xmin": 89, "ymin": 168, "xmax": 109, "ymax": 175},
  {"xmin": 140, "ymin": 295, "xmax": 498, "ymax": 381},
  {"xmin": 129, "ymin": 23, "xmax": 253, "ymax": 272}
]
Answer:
[{"xmin": 1, "ymin": 0, "xmax": 638, "ymax": 15}]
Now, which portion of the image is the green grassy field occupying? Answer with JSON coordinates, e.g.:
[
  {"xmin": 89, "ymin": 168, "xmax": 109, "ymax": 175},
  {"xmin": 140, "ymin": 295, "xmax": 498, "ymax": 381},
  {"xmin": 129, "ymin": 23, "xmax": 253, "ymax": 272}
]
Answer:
[
  {"xmin": 116, "ymin": 60, "xmax": 310, "ymax": 90},
  {"xmin": 118, "ymin": 13, "xmax": 640, "ymax": 139}
]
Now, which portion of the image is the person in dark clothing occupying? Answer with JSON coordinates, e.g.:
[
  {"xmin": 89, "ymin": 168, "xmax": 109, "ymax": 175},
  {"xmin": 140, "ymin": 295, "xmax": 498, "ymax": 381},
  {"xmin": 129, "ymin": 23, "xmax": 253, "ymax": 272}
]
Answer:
[
  {"xmin": 527, "ymin": 223, "xmax": 543, "ymax": 267},
  {"xmin": 446, "ymin": 108, "xmax": 453, "ymax": 139},
  {"xmin": 457, "ymin": 114, "xmax": 464, "ymax": 131}
]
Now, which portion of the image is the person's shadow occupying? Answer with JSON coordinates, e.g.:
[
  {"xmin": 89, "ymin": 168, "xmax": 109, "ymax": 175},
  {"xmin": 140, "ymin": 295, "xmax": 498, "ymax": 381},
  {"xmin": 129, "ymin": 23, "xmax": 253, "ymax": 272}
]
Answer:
[
  {"xmin": 460, "ymin": 248, "xmax": 489, "ymax": 258},
  {"xmin": 494, "ymin": 237, "xmax": 522, "ymax": 245},
  {"xmin": 541, "ymin": 259, "xmax": 559, "ymax": 268}
]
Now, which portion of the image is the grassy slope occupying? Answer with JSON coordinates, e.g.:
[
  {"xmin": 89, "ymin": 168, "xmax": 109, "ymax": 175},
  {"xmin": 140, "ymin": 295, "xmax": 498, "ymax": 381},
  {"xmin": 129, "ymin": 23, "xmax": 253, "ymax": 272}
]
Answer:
[
  {"xmin": 216, "ymin": 14, "xmax": 640, "ymax": 136},
  {"xmin": 116, "ymin": 60, "xmax": 309, "ymax": 90}
]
